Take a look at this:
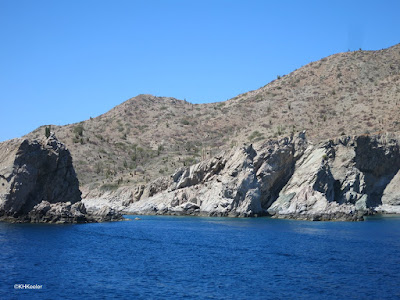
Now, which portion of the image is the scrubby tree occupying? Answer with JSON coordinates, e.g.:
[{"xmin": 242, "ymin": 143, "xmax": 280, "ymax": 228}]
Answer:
[{"xmin": 74, "ymin": 124, "xmax": 84, "ymax": 136}]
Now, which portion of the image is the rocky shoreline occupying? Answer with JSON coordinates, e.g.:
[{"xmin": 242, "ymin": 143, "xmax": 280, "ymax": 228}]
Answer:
[
  {"xmin": 82, "ymin": 132, "xmax": 400, "ymax": 221},
  {"xmin": 2, "ymin": 132, "xmax": 400, "ymax": 222}
]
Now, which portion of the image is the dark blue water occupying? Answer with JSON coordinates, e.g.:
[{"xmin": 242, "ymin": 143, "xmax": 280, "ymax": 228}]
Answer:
[{"xmin": 1, "ymin": 215, "xmax": 400, "ymax": 300}]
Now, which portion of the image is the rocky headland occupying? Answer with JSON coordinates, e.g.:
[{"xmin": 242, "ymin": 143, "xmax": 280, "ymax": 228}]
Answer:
[
  {"xmin": 82, "ymin": 132, "xmax": 400, "ymax": 221},
  {"xmin": 3, "ymin": 131, "xmax": 397, "ymax": 222},
  {"xmin": 0, "ymin": 134, "xmax": 122, "ymax": 223},
  {"xmin": 2, "ymin": 44, "xmax": 400, "ymax": 222}
]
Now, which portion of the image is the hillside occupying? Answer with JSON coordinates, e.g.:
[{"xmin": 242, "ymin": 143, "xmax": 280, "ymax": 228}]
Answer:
[{"xmin": 25, "ymin": 43, "xmax": 400, "ymax": 194}]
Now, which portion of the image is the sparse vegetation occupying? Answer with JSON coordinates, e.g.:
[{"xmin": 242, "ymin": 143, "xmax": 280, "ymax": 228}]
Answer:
[
  {"xmin": 100, "ymin": 183, "xmax": 119, "ymax": 191},
  {"xmin": 183, "ymin": 156, "xmax": 197, "ymax": 166},
  {"xmin": 157, "ymin": 145, "xmax": 164, "ymax": 156},
  {"xmin": 73, "ymin": 124, "xmax": 84, "ymax": 137},
  {"xmin": 249, "ymin": 131, "xmax": 265, "ymax": 142},
  {"xmin": 22, "ymin": 44, "xmax": 400, "ymax": 191},
  {"xmin": 278, "ymin": 126, "xmax": 283, "ymax": 135},
  {"xmin": 95, "ymin": 162, "xmax": 103, "ymax": 174},
  {"xmin": 181, "ymin": 119, "xmax": 190, "ymax": 126}
]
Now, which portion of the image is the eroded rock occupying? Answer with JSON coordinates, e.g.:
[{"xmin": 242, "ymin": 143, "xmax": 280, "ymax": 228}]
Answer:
[
  {"xmin": 124, "ymin": 132, "xmax": 307, "ymax": 217},
  {"xmin": 268, "ymin": 134, "xmax": 400, "ymax": 220},
  {"xmin": 122, "ymin": 132, "xmax": 400, "ymax": 221},
  {"xmin": 0, "ymin": 134, "xmax": 122, "ymax": 223}
]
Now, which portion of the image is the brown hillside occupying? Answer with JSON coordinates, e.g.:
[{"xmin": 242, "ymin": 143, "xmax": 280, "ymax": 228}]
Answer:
[{"xmin": 25, "ymin": 44, "xmax": 400, "ymax": 193}]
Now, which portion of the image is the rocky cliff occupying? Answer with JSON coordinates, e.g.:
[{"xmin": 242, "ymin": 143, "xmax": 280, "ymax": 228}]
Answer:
[
  {"xmin": 0, "ymin": 134, "xmax": 122, "ymax": 223},
  {"xmin": 116, "ymin": 132, "xmax": 308, "ymax": 217},
  {"xmin": 268, "ymin": 133, "xmax": 400, "ymax": 220},
  {"xmin": 86, "ymin": 132, "xmax": 400, "ymax": 221}
]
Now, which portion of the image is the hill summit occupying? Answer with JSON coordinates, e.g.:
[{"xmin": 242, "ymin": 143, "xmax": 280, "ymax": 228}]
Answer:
[{"xmin": 25, "ymin": 43, "xmax": 400, "ymax": 195}]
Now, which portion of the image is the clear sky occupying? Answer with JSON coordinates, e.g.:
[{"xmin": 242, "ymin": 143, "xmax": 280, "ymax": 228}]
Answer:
[{"xmin": 1, "ymin": 0, "xmax": 399, "ymax": 142}]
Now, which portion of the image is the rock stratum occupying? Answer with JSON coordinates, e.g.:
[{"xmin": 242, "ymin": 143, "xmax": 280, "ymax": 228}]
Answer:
[
  {"xmin": 0, "ymin": 135, "xmax": 122, "ymax": 223},
  {"xmin": 83, "ymin": 132, "xmax": 400, "ymax": 221}
]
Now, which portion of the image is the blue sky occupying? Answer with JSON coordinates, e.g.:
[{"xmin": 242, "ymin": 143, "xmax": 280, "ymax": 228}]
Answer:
[{"xmin": 0, "ymin": 0, "xmax": 399, "ymax": 142}]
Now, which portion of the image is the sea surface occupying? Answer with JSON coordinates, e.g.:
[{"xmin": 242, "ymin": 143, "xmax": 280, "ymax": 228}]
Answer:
[{"xmin": 1, "ymin": 215, "xmax": 400, "ymax": 300}]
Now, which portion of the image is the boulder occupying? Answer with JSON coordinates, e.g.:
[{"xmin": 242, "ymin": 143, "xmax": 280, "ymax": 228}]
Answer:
[{"xmin": 28, "ymin": 201, "xmax": 87, "ymax": 224}]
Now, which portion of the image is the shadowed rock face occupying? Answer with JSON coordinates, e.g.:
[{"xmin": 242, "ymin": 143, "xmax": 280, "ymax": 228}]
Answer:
[
  {"xmin": 0, "ymin": 135, "xmax": 122, "ymax": 223},
  {"xmin": 268, "ymin": 134, "xmax": 400, "ymax": 220},
  {"xmin": 1, "ymin": 136, "xmax": 81, "ymax": 216},
  {"xmin": 353, "ymin": 136, "xmax": 400, "ymax": 207}
]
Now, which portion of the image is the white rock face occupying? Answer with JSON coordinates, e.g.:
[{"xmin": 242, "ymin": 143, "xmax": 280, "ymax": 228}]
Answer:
[
  {"xmin": 123, "ymin": 133, "xmax": 307, "ymax": 217},
  {"xmin": 381, "ymin": 170, "xmax": 400, "ymax": 206},
  {"xmin": 82, "ymin": 186, "xmax": 138, "ymax": 213}
]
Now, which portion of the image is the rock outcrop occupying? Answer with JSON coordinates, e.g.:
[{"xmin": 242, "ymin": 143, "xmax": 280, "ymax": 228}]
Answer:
[
  {"xmin": 123, "ymin": 132, "xmax": 307, "ymax": 217},
  {"xmin": 268, "ymin": 133, "xmax": 400, "ymax": 220},
  {"xmin": 114, "ymin": 132, "xmax": 400, "ymax": 221},
  {"xmin": 0, "ymin": 134, "xmax": 122, "ymax": 223}
]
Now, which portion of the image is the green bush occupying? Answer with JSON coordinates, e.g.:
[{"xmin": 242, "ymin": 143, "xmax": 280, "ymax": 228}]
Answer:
[
  {"xmin": 100, "ymin": 183, "xmax": 119, "ymax": 191},
  {"xmin": 181, "ymin": 119, "xmax": 190, "ymax": 125},
  {"xmin": 157, "ymin": 145, "xmax": 164, "ymax": 156},
  {"xmin": 73, "ymin": 124, "xmax": 84, "ymax": 136},
  {"xmin": 249, "ymin": 131, "xmax": 265, "ymax": 142}
]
